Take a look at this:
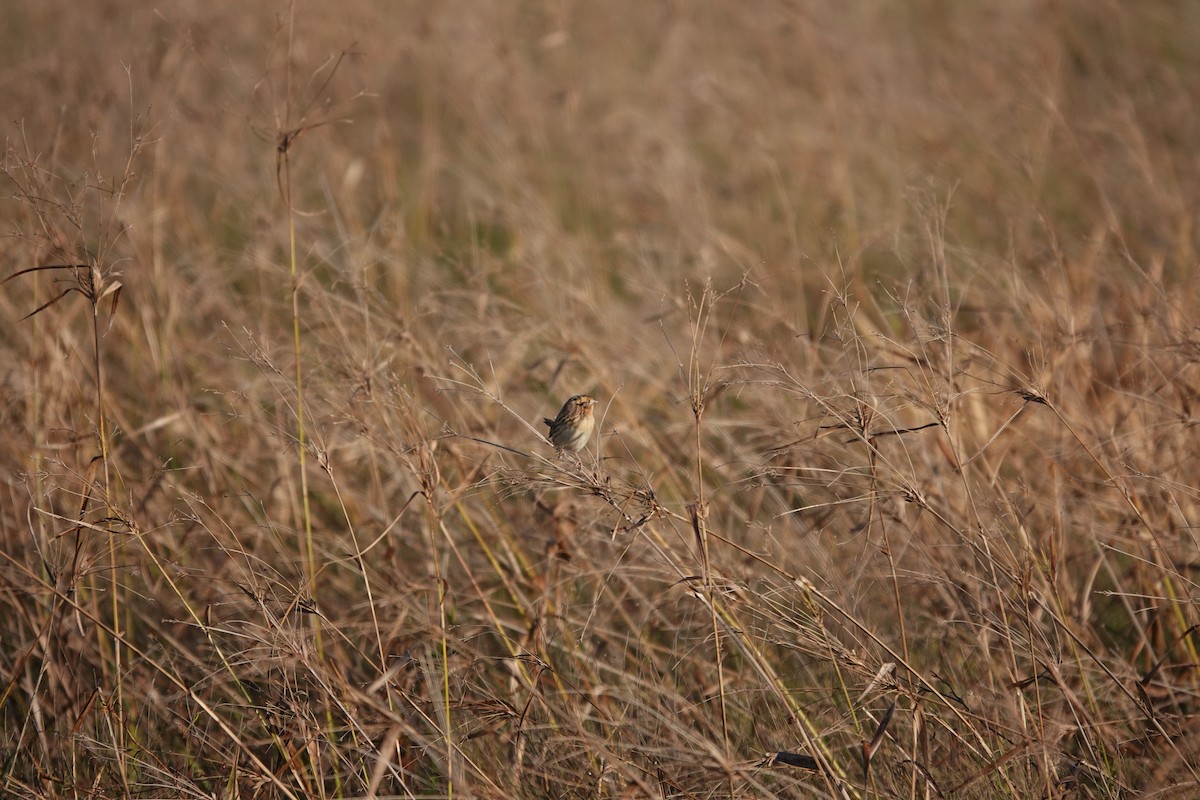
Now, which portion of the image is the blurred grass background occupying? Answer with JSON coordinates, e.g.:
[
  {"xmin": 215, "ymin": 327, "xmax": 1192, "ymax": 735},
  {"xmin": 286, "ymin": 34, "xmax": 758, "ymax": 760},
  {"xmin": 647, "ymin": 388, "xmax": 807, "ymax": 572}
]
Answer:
[{"xmin": 2, "ymin": 1, "xmax": 1200, "ymax": 797}]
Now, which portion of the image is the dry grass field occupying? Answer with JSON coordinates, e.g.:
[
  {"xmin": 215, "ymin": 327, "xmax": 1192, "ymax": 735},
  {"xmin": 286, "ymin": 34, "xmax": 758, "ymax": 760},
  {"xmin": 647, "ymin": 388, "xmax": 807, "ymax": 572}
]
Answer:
[{"xmin": 2, "ymin": 1, "xmax": 1200, "ymax": 797}]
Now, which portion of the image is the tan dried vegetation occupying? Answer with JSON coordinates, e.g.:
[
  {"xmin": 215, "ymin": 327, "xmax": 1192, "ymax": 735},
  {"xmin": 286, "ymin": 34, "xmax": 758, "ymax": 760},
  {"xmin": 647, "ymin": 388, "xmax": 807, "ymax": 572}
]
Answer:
[{"xmin": 2, "ymin": 1, "xmax": 1199, "ymax": 798}]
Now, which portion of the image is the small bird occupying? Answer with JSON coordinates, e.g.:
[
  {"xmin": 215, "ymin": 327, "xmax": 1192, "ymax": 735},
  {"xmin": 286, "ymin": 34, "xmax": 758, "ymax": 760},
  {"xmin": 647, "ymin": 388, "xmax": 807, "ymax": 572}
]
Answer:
[{"xmin": 544, "ymin": 395, "xmax": 597, "ymax": 453}]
